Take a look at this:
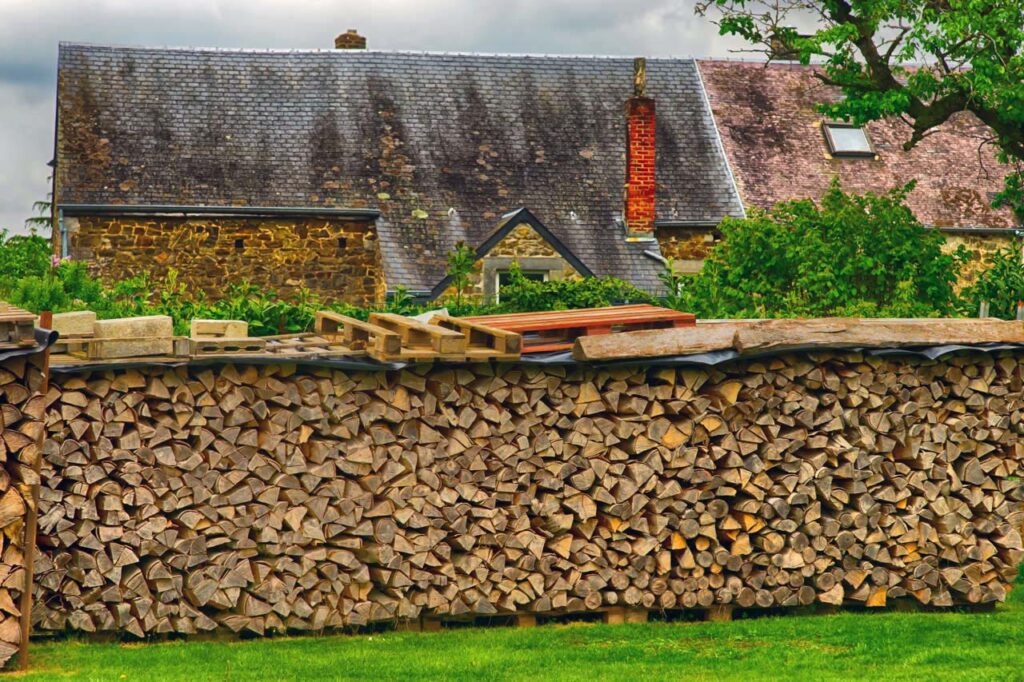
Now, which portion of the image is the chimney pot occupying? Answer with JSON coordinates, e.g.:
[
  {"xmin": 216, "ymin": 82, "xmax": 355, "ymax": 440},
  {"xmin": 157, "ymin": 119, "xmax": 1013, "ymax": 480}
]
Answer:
[{"xmin": 335, "ymin": 29, "xmax": 366, "ymax": 50}]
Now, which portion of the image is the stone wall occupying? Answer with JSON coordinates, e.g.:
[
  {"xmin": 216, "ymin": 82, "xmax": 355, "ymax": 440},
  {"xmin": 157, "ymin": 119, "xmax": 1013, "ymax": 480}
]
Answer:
[
  {"xmin": 656, "ymin": 227, "xmax": 719, "ymax": 275},
  {"xmin": 441, "ymin": 224, "xmax": 582, "ymax": 303},
  {"xmin": 942, "ymin": 231, "xmax": 1017, "ymax": 289},
  {"xmin": 64, "ymin": 215, "xmax": 385, "ymax": 305},
  {"xmin": 32, "ymin": 351, "xmax": 1024, "ymax": 637}
]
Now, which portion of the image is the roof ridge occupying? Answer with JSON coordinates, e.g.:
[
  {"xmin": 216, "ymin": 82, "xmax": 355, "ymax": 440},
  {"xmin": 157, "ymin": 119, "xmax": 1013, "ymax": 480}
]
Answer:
[{"xmin": 57, "ymin": 41, "xmax": 700, "ymax": 61}]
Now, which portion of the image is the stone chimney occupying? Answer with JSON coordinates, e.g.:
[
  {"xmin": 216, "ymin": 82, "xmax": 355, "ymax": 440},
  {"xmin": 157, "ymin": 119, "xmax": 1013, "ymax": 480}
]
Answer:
[
  {"xmin": 335, "ymin": 29, "xmax": 366, "ymax": 49},
  {"xmin": 624, "ymin": 57, "xmax": 656, "ymax": 239}
]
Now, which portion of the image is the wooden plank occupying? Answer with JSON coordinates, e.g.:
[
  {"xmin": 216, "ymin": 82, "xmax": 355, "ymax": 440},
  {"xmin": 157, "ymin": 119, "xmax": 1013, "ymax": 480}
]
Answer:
[
  {"xmin": 573, "ymin": 323, "xmax": 739, "ymax": 361},
  {"xmin": 734, "ymin": 318, "xmax": 1024, "ymax": 353},
  {"xmin": 575, "ymin": 317, "xmax": 1024, "ymax": 362},
  {"xmin": 18, "ymin": 310, "xmax": 50, "ymax": 671},
  {"xmin": 465, "ymin": 305, "xmax": 695, "ymax": 332}
]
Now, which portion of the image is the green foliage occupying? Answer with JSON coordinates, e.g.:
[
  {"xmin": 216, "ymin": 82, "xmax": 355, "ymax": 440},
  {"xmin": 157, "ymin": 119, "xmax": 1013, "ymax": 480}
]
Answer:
[
  {"xmin": 0, "ymin": 230, "xmax": 50, "ymax": 281},
  {"xmin": 671, "ymin": 181, "xmax": 965, "ymax": 318},
  {"xmin": 495, "ymin": 262, "xmax": 652, "ymax": 312},
  {"xmin": 697, "ymin": 0, "xmax": 1024, "ymax": 219},
  {"xmin": 25, "ymin": 199, "xmax": 52, "ymax": 232},
  {"xmin": 445, "ymin": 241, "xmax": 477, "ymax": 308},
  {"xmin": 959, "ymin": 245, "xmax": 1024, "ymax": 319}
]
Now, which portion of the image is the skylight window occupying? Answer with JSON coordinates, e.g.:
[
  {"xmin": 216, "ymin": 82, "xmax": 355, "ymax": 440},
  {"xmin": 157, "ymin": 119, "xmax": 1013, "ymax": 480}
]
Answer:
[{"xmin": 823, "ymin": 122, "xmax": 874, "ymax": 157}]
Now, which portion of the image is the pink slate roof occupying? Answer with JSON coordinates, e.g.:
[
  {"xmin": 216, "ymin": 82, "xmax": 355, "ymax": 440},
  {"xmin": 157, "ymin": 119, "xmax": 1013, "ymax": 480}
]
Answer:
[{"xmin": 698, "ymin": 60, "xmax": 1017, "ymax": 229}]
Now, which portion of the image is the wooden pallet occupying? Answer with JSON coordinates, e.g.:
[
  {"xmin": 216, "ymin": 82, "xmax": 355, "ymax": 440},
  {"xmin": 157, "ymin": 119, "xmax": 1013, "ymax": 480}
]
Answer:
[
  {"xmin": 0, "ymin": 303, "xmax": 36, "ymax": 349},
  {"xmin": 430, "ymin": 314, "xmax": 522, "ymax": 361},
  {"xmin": 368, "ymin": 313, "xmax": 467, "ymax": 360},
  {"xmin": 315, "ymin": 312, "xmax": 401, "ymax": 360},
  {"xmin": 462, "ymin": 304, "xmax": 696, "ymax": 353}
]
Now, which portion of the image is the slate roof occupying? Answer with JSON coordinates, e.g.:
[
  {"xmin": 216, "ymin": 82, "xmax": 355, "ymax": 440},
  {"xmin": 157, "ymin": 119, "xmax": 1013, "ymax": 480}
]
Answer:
[
  {"xmin": 56, "ymin": 44, "xmax": 745, "ymax": 294},
  {"xmin": 698, "ymin": 60, "xmax": 1017, "ymax": 230}
]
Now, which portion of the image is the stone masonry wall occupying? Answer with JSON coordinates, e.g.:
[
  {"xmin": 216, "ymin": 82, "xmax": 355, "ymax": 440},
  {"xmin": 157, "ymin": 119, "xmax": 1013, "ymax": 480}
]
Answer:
[
  {"xmin": 942, "ymin": 232, "xmax": 1017, "ymax": 289},
  {"xmin": 65, "ymin": 216, "xmax": 385, "ymax": 305},
  {"xmin": 440, "ymin": 224, "xmax": 581, "ymax": 303},
  {"xmin": 656, "ymin": 227, "xmax": 719, "ymax": 275},
  {"xmin": 31, "ymin": 351, "xmax": 1024, "ymax": 637}
]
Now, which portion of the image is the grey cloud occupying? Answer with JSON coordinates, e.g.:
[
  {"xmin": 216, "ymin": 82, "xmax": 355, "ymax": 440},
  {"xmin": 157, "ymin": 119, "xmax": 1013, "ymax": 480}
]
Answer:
[{"xmin": 0, "ymin": 0, "xmax": 746, "ymax": 234}]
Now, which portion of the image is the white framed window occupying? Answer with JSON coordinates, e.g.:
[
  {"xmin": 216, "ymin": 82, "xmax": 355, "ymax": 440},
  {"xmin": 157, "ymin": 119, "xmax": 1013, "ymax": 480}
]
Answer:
[
  {"xmin": 823, "ymin": 122, "xmax": 874, "ymax": 157},
  {"xmin": 494, "ymin": 269, "xmax": 548, "ymax": 303}
]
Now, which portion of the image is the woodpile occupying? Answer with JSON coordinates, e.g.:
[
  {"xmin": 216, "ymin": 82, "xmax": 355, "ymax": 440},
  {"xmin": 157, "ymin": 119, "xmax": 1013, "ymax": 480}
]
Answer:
[
  {"xmin": 32, "ymin": 350, "xmax": 1024, "ymax": 637},
  {"xmin": 0, "ymin": 353, "xmax": 47, "ymax": 666}
]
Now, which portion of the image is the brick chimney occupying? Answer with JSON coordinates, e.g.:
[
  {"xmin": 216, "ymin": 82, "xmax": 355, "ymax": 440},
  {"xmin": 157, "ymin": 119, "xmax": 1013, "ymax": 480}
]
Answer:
[
  {"xmin": 624, "ymin": 57, "xmax": 655, "ymax": 239},
  {"xmin": 335, "ymin": 29, "xmax": 366, "ymax": 49}
]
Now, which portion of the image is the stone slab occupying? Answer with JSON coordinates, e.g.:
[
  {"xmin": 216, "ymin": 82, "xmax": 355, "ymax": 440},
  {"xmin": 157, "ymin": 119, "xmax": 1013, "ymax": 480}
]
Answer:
[
  {"xmin": 91, "ymin": 316, "xmax": 174, "ymax": 358},
  {"xmin": 50, "ymin": 311, "xmax": 97, "ymax": 338}
]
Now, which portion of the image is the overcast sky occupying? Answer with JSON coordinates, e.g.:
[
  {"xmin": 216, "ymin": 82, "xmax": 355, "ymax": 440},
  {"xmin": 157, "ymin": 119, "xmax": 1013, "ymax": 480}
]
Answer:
[{"xmin": 0, "ymin": 0, "xmax": 747, "ymax": 235}]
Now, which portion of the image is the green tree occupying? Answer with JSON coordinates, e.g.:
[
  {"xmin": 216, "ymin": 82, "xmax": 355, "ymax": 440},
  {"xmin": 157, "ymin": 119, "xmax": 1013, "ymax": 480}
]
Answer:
[
  {"xmin": 696, "ymin": 0, "xmax": 1024, "ymax": 218},
  {"xmin": 674, "ymin": 181, "xmax": 965, "ymax": 318},
  {"xmin": 960, "ymin": 245, "xmax": 1024, "ymax": 319}
]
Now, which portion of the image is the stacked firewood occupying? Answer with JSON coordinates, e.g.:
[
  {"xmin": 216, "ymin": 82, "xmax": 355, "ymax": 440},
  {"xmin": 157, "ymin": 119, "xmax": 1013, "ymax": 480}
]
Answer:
[
  {"xmin": 0, "ymin": 355, "xmax": 46, "ymax": 665},
  {"xmin": 34, "ymin": 351, "xmax": 1024, "ymax": 637}
]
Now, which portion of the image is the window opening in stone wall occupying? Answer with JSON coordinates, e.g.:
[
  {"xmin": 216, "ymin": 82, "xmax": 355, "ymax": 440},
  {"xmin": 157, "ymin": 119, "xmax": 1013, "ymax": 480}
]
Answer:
[{"xmin": 495, "ymin": 269, "xmax": 548, "ymax": 304}]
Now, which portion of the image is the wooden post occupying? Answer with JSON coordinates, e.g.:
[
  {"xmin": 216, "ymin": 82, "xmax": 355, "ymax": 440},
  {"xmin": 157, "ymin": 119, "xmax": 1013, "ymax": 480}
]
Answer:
[
  {"xmin": 515, "ymin": 614, "xmax": 537, "ymax": 628},
  {"xmin": 706, "ymin": 605, "xmax": 733, "ymax": 622},
  {"xmin": 420, "ymin": 617, "xmax": 442, "ymax": 632},
  {"xmin": 625, "ymin": 608, "xmax": 648, "ymax": 623},
  {"xmin": 603, "ymin": 606, "xmax": 626, "ymax": 625},
  {"xmin": 19, "ymin": 311, "xmax": 50, "ymax": 672}
]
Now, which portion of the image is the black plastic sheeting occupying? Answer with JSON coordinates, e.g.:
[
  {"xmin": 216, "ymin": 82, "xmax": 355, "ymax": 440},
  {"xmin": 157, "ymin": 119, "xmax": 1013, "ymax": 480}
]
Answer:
[
  {"xmin": 46, "ymin": 341, "xmax": 1024, "ymax": 374},
  {"xmin": 0, "ymin": 328, "xmax": 58, "ymax": 364},
  {"xmin": 528, "ymin": 342, "xmax": 1024, "ymax": 369}
]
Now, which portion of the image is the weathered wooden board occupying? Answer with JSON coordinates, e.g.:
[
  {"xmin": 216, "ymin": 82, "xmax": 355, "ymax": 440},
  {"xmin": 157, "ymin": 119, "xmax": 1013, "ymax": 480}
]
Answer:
[{"xmin": 575, "ymin": 318, "xmax": 1024, "ymax": 362}]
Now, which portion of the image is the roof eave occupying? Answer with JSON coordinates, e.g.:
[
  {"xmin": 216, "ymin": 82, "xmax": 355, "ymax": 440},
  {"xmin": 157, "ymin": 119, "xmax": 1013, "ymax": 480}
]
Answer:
[{"xmin": 58, "ymin": 203, "xmax": 381, "ymax": 220}]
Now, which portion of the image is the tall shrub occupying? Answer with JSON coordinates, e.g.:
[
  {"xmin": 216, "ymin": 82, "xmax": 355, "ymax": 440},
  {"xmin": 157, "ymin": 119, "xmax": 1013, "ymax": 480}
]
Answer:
[
  {"xmin": 960, "ymin": 246, "xmax": 1024, "ymax": 320},
  {"xmin": 677, "ymin": 181, "xmax": 965, "ymax": 318}
]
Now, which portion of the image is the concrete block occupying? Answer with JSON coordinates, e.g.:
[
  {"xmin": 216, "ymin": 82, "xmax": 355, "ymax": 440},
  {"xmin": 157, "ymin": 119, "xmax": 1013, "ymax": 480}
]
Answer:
[
  {"xmin": 91, "ymin": 316, "xmax": 174, "ymax": 358},
  {"xmin": 50, "ymin": 311, "xmax": 97, "ymax": 338},
  {"xmin": 190, "ymin": 319, "xmax": 248, "ymax": 339}
]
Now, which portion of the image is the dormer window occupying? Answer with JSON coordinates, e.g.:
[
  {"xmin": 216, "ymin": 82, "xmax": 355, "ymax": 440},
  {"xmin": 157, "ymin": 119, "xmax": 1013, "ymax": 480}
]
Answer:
[{"xmin": 823, "ymin": 122, "xmax": 874, "ymax": 157}]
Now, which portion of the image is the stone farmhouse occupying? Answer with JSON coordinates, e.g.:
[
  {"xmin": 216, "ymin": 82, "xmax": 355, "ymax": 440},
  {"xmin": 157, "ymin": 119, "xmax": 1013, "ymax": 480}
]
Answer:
[{"xmin": 52, "ymin": 31, "xmax": 1016, "ymax": 305}]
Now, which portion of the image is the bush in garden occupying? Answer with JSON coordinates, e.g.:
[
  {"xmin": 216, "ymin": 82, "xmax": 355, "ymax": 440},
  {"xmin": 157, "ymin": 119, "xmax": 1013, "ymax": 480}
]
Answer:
[
  {"xmin": 959, "ymin": 245, "xmax": 1024, "ymax": 320},
  {"xmin": 673, "ymin": 181, "xmax": 967, "ymax": 318}
]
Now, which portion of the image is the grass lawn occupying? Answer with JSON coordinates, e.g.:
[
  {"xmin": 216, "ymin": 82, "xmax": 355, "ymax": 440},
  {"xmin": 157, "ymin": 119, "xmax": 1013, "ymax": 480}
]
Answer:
[{"xmin": 22, "ymin": 579, "xmax": 1024, "ymax": 681}]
